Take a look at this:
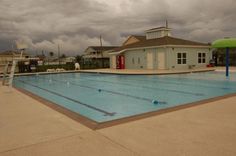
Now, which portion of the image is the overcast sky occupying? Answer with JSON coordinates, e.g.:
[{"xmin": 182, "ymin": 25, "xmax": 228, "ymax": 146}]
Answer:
[{"xmin": 0, "ymin": 0, "xmax": 235, "ymax": 56}]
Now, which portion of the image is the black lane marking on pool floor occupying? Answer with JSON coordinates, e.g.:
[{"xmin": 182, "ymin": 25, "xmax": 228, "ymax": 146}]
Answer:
[
  {"xmin": 48, "ymin": 72, "xmax": 233, "ymax": 91},
  {"xmin": 76, "ymin": 73, "xmax": 232, "ymax": 91},
  {"xmin": 34, "ymin": 76, "xmax": 167, "ymax": 104},
  {"xmin": 127, "ymin": 76, "xmax": 233, "ymax": 91},
  {"xmin": 76, "ymin": 73, "xmax": 233, "ymax": 91},
  {"xmin": 62, "ymin": 75, "xmax": 205, "ymax": 97},
  {"xmin": 47, "ymin": 72, "xmax": 208, "ymax": 95},
  {"xmin": 16, "ymin": 80, "xmax": 116, "ymax": 116}
]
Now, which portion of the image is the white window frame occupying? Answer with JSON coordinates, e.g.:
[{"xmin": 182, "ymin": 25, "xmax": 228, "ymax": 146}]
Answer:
[
  {"xmin": 177, "ymin": 52, "xmax": 187, "ymax": 65},
  {"xmin": 198, "ymin": 52, "xmax": 206, "ymax": 64}
]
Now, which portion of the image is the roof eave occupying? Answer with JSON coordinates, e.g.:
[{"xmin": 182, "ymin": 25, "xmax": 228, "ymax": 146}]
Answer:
[
  {"xmin": 146, "ymin": 28, "xmax": 172, "ymax": 33},
  {"xmin": 109, "ymin": 44, "xmax": 211, "ymax": 55}
]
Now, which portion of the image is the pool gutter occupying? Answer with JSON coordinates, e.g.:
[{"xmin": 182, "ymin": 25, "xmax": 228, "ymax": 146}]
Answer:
[{"xmin": 1, "ymin": 68, "xmax": 216, "ymax": 77}]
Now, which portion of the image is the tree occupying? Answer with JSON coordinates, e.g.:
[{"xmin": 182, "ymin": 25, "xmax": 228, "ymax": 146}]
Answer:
[
  {"xmin": 49, "ymin": 51, "xmax": 54, "ymax": 57},
  {"xmin": 60, "ymin": 54, "xmax": 66, "ymax": 58},
  {"xmin": 75, "ymin": 55, "xmax": 83, "ymax": 63}
]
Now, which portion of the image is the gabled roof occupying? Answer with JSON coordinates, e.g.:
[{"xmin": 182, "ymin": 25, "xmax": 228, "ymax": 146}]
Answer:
[
  {"xmin": 113, "ymin": 36, "xmax": 210, "ymax": 52},
  {"xmin": 131, "ymin": 35, "xmax": 146, "ymax": 41},
  {"xmin": 88, "ymin": 46, "xmax": 119, "ymax": 51},
  {"xmin": 122, "ymin": 35, "xmax": 146, "ymax": 46}
]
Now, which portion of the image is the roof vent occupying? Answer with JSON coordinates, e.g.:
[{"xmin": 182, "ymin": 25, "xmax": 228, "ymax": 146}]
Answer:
[{"xmin": 145, "ymin": 27, "xmax": 172, "ymax": 40}]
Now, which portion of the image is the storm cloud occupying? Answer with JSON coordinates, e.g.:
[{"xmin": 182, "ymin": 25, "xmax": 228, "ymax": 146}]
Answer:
[{"xmin": 0, "ymin": 0, "xmax": 235, "ymax": 55}]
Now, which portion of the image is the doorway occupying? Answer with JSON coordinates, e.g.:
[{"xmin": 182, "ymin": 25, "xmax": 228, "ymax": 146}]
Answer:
[
  {"xmin": 147, "ymin": 52, "xmax": 153, "ymax": 69},
  {"xmin": 157, "ymin": 52, "xmax": 165, "ymax": 69}
]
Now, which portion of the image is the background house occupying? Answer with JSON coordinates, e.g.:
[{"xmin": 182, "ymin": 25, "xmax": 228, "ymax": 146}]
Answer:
[
  {"xmin": 83, "ymin": 46, "xmax": 118, "ymax": 68},
  {"xmin": 0, "ymin": 50, "xmax": 30, "ymax": 73},
  {"xmin": 109, "ymin": 27, "xmax": 212, "ymax": 70},
  {"xmin": 0, "ymin": 50, "xmax": 29, "ymax": 64}
]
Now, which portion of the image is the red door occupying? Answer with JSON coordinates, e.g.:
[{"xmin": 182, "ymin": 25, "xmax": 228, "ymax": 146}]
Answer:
[
  {"xmin": 120, "ymin": 55, "xmax": 125, "ymax": 69},
  {"xmin": 116, "ymin": 55, "xmax": 125, "ymax": 69}
]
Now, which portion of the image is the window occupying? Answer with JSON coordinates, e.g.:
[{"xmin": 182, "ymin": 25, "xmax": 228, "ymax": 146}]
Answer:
[
  {"xmin": 177, "ymin": 53, "xmax": 187, "ymax": 64},
  {"xmin": 132, "ymin": 58, "xmax": 135, "ymax": 64},
  {"xmin": 198, "ymin": 53, "xmax": 206, "ymax": 63}
]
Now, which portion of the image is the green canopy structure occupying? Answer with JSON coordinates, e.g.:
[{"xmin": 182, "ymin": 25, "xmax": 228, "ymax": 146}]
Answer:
[{"xmin": 212, "ymin": 38, "xmax": 236, "ymax": 77}]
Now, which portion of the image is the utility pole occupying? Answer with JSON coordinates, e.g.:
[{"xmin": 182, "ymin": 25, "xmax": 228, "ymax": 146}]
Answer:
[
  {"xmin": 58, "ymin": 44, "xmax": 60, "ymax": 65},
  {"xmin": 11, "ymin": 41, "xmax": 14, "ymax": 51},
  {"xmin": 100, "ymin": 35, "xmax": 104, "ymax": 68},
  {"xmin": 42, "ymin": 50, "xmax": 45, "ymax": 65},
  {"xmin": 11, "ymin": 41, "xmax": 14, "ymax": 63}
]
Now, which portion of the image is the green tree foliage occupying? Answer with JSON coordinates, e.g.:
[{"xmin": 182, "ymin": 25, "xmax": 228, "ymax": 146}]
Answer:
[
  {"xmin": 75, "ymin": 55, "xmax": 83, "ymax": 62},
  {"xmin": 49, "ymin": 51, "xmax": 54, "ymax": 57}
]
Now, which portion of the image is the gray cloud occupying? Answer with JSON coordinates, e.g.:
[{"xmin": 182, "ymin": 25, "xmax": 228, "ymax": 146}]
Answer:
[{"xmin": 0, "ymin": 0, "xmax": 236, "ymax": 55}]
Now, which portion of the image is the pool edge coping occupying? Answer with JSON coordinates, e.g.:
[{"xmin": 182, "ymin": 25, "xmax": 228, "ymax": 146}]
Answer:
[
  {"xmin": 14, "ymin": 86, "xmax": 236, "ymax": 130},
  {"xmin": 1, "ymin": 68, "xmax": 216, "ymax": 77}
]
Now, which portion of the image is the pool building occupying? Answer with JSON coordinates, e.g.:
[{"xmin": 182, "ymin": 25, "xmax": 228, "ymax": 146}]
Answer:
[{"xmin": 110, "ymin": 26, "xmax": 212, "ymax": 70}]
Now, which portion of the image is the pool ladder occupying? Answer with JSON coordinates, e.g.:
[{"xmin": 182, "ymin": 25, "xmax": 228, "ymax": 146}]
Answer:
[{"xmin": 2, "ymin": 60, "xmax": 17, "ymax": 87}]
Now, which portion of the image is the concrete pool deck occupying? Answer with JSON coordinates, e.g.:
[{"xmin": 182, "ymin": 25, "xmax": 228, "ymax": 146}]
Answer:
[
  {"xmin": 1, "ymin": 82, "xmax": 236, "ymax": 155},
  {"xmin": 2, "ymin": 66, "xmax": 236, "ymax": 78},
  {"xmin": 0, "ymin": 67, "xmax": 216, "ymax": 77}
]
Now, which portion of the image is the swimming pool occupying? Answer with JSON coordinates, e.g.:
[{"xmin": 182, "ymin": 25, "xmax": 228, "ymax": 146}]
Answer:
[{"xmin": 13, "ymin": 72, "xmax": 236, "ymax": 125}]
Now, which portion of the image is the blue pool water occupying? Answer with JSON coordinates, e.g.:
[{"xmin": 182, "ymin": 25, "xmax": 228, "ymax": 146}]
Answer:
[{"xmin": 13, "ymin": 72, "xmax": 236, "ymax": 122}]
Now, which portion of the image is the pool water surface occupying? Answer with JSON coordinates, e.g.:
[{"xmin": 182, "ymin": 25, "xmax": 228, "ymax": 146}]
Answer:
[{"xmin": 13, "ymin": 72, "xmax": 236, "ymax": 123}]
